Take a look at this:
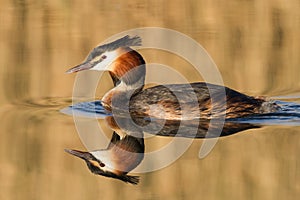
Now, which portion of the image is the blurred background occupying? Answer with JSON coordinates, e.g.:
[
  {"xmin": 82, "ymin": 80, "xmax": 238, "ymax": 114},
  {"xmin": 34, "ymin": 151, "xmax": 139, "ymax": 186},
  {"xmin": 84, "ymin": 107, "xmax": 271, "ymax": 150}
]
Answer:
[{"xmin": 0, "ymin": 0, "xmax": 299, "ymax": 199}]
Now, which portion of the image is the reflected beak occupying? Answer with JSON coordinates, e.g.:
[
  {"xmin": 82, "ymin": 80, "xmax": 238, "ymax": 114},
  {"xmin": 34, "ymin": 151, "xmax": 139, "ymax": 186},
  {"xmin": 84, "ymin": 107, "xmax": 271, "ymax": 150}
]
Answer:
[
  {"xmin": 64, "ymin": 149, "xmax": 89, "ymax": 160},
  {"xmin": 66, "ymin": 62, "xmax": 93, "ymax": 74}
]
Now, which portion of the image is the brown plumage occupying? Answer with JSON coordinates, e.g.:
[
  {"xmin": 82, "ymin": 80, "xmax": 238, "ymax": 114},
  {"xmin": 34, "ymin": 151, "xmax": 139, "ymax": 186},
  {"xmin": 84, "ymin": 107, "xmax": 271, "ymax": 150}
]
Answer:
[{"xmin": 127, "ymin": 82, "xmax": 279, "ymax": 120}]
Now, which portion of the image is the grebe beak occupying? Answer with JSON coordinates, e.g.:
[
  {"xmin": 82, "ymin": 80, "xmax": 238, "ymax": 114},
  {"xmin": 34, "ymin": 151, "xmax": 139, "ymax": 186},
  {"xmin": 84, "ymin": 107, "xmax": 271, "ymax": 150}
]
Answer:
[
  {"xmin": 66, "ymin": 62, "xmax": 93, "ymax": 74},
  {"xmin": 64, "ymin": 149, "xmax": 90, "ymax": 159}
]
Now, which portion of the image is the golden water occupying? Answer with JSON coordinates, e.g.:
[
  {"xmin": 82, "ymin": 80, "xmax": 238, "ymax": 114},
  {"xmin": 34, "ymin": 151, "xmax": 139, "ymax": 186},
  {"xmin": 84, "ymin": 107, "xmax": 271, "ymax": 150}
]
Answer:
[{"xmin": 0, "ymin": 0, "xmax": 300, "ymax": 199}]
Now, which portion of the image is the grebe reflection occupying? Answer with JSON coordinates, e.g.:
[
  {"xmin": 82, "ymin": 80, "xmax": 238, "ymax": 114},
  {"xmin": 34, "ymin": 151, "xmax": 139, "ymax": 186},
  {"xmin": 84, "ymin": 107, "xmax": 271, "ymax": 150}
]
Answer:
[
  {"xmin": 65, "ymin": 131, "xmax": 144, "ymax": 184},
  {"xmin": 65, "ymin": 116, "xmax": 259, "ymax": 184}
]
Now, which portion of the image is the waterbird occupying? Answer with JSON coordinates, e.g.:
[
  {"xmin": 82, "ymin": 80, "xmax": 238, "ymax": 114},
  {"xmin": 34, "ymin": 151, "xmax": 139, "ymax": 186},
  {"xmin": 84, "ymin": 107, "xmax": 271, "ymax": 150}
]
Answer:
[{"xmin": 66, "ymin": 35, "xmax": 279, "ymax": 120}]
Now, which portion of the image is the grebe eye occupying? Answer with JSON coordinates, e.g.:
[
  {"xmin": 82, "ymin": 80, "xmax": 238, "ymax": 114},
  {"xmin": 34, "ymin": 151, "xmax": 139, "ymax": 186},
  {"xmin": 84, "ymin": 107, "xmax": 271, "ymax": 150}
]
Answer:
[
  {"xmin": 101, "ymin": 55, "xmax": 107, "ymax": 59},
  {"xmin": 99, "ymin": 162, "xmax": 105, "ymax": 167}
]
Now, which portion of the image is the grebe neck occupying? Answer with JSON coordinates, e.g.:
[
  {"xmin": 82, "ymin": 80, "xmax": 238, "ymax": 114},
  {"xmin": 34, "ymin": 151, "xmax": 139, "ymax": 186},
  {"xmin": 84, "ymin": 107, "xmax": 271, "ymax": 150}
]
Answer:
[
  {"xmin": 102, "ymin": 48, "xmax": 146, "ymax": 109},
  {"xmin": 110, "ymin": 47, "xmax": 146, "ymax": 87}
]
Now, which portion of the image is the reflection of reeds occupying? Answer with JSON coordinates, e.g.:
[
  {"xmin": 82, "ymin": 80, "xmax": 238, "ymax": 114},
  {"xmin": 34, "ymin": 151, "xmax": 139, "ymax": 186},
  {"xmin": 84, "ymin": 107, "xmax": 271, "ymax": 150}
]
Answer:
[{"xmin": 0, "ymin": 1, "xmax": 300, "ymax": 199}]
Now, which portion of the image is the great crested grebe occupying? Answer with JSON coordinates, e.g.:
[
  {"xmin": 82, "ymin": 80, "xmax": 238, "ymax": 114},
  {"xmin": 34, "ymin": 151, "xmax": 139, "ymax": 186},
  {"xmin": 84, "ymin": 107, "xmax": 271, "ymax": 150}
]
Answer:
[{"xmin": 66, "ymin": 35, "xmax": 279, "ymax": 119}]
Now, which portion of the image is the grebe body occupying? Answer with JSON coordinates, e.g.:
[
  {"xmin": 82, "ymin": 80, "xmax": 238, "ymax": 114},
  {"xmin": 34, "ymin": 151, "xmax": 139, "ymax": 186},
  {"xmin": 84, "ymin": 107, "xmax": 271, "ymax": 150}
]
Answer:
[
  {"xmin": 128, "ymin": 82, "xmax": 277, "ymax": 120},
  {"xmin": 67, "ymin": 35, "xmax": 279, "ymax": 120}
]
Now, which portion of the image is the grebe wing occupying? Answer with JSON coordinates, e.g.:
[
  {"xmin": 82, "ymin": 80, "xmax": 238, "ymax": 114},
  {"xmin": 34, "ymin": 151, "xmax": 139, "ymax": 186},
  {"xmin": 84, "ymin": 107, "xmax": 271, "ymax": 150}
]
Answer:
[
  {"xmin": 129, "ymin": 82, "xmax": 220, "ymax": 119},
  {"xmin": 129, "ymin": 82, "xmax": 271, "ymax": 119}
]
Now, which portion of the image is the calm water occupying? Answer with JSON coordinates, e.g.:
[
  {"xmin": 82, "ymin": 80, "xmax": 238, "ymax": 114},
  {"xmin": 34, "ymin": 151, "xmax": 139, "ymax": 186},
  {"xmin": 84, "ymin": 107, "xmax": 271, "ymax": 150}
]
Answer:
[{"xmin": 1, "ymin": 1, "xmax": 300, "ymax": 200}]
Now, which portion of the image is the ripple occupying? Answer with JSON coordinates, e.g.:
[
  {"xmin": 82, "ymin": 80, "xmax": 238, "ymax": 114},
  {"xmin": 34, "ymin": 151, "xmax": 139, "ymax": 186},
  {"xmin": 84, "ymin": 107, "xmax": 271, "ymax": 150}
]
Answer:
[
  {"xmin": 12, "ymin": 97, "xmax": 73, "ymax": 109},
  {"xmin": 60, "ymin": 100, "xmax": 110, "ymax": 119}
]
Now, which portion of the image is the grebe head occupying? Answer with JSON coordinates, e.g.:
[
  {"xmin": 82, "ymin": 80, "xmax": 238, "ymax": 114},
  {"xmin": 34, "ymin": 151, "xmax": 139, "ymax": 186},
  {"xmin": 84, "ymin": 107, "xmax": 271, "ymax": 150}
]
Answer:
[{"xmin": 66, "ymin": 35, "xmax": 146, "ymax": 87}]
